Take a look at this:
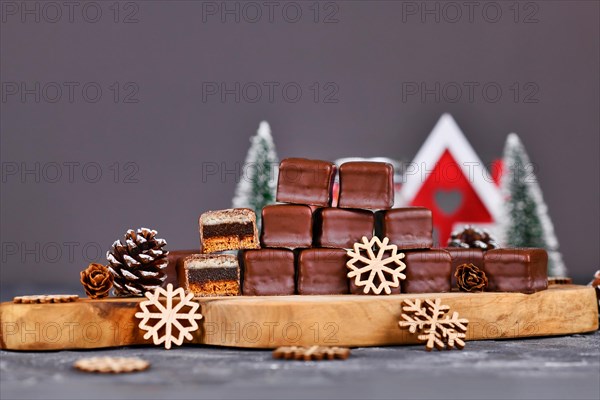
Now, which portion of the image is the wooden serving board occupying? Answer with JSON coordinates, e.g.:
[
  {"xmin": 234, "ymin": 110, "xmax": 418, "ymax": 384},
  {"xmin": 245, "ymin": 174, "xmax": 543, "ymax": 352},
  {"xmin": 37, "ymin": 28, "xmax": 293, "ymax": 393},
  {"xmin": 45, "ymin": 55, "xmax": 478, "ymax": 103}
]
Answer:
[{"xmin": 0, "ymin": 285, "xmax": 597, "ymax": 351}]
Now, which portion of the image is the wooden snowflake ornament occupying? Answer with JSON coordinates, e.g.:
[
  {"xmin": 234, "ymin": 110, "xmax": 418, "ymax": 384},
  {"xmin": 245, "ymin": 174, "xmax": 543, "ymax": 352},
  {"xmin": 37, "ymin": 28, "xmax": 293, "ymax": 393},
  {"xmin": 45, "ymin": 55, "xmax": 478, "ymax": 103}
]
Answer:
[
  {"xmin": 135, "ymin": 283, "xmax": 203, "ymax": 349},
  {"xmin": 74, "ymin": 357, "xmax": 150, "ymax": 373},
  {"xmin": 346, "ymin": 236, "xmax": 406, "ymax": 295},
  {"xmin": 399, "ymin": 298, "xmax": 469, "ymax": 351},
  {"xmin": 273, "ymin": 346, "xmax": 351, "ymax": 361}
]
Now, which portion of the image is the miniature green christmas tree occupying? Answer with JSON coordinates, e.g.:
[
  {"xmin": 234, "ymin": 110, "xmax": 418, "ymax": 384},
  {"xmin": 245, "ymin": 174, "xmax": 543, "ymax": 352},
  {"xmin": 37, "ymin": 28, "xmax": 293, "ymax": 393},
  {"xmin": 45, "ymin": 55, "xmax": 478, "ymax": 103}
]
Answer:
[
  {"xmin": 232, "ymin": 121, "xmax": 278, "ymax": 226},
  {"xmin": 500, "ymin": 133, "xmax": 566, "ymax": 276}
]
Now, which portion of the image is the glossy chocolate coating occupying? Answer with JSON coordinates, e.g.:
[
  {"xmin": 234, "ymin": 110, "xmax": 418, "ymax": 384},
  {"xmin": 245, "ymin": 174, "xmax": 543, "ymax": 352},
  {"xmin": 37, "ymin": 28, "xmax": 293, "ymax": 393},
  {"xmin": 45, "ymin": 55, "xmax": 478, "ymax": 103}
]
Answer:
[
  {"xmin": 297, "ymin": 248, "xmax": 349, "ymax": 295},
  {"xmin": 337, "ymin": 162, "xmax": 394, "ymax": 210},
  {"xmin": 276, "ymin": 158, "xmax": 337, "ymax": 206},
  {"xmin": 376, "ymin": 207, "xmax": 433, "ymax": 250},
  {"xmin": 261, "ymin": 204, "xmax": 313, "ymax": 248},
  {"xmin": 401, "ymin": 249, "xmax": 452, "ymax": 294},
  {"xmin": 314, "ymin": 208, "xmax": 374, "ymax": 248},
  {"xmin": 165, "ymin": 250, "xmax": 197, "ymax": 287},
  {"xmin": 483, "ymin": 248, "xmax": 548, "ymax": 293},
  {"xmin": 444, "ymin": 247, "xmax": 484, "ymax": 288},
  {"xmin": 241, "ymin": 249, "xmax": 295, "ymax": 295}
]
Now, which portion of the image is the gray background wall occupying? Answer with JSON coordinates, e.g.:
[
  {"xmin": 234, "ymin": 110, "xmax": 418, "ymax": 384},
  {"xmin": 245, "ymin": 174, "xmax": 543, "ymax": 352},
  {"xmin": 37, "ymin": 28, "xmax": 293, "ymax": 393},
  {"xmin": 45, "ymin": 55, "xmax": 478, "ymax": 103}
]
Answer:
[{"xmin": 1, "ymin": 0, "xmax": 598, "ymax": 294}]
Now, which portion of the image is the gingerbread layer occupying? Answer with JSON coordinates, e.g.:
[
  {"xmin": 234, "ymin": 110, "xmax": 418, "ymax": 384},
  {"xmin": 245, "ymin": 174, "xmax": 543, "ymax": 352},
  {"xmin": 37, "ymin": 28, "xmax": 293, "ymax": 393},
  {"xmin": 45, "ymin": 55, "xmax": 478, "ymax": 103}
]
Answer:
[
  {"xmin": 201, "ymin": 236, "xmax": 259, "ymax": 254},
  {"xmin": 188, "ymin": 280, "xmax": 240, "ymax": 297}
]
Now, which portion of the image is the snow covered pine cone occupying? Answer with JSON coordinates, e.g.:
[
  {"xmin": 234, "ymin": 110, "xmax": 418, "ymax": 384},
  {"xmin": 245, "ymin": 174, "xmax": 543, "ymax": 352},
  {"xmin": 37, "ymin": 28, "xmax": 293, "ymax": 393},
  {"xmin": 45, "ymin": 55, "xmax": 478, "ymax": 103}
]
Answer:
[
  {"xmin": 106, "ymin": 228, "xmax": 169, "ymax": 296},
  {"xmin": 447, "ymin": 225, "xmax": 498, "ymax": 250}
]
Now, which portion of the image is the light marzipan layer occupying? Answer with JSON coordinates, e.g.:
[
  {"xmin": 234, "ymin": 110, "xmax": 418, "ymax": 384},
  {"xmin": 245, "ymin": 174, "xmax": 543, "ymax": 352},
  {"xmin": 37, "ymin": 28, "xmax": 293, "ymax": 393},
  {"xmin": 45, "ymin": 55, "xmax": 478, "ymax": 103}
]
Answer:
[
  {"xmin": 200, "ymin": 208, "xmax": 255, "ymax": 225},
  {"xmin": 184, "ymin": 254, "xmax": 238, "ymax": 269}
]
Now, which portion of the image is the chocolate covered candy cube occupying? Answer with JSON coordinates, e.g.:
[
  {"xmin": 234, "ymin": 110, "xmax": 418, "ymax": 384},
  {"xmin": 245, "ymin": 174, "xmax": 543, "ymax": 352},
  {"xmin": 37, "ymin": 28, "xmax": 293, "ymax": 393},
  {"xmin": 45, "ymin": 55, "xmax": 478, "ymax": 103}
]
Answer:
[
  {"xmin": 314, "ymin": 208, "xmax": 374, "ymax": 248},
  {"xmin": 483, "ymin": 248, "xmax": 548, "ymax": 294},
  {"xmin": 276, "ymin": 158, "xmax": 337, "ymax": 206},
  {"xmin": 297, "ymin": 248, "xmax": 349, "ymax": 295},
  {"xmin": 401, "ymin": 249, "xmax": 452, "ymax": 294},
  {"xmin": 199, "ymin": 208, "xmax": 259, "ymax": 253},
  {"xmin": 241, "ymin": 249, "xmax": 295, "ymax": 295},
  {"xmin": 376, "ymin": 207, "xmax": 433, "ymax": 250},
  {"xmin": 178, "ymin": 254, "xmax": 240, "ymax": 296},
  {"xmin": 338, "ymin": 162, "xmax": 394, "ymax": 210},
  {"xmin": 261, "ymin": 204, "xmax": 313, "ymax": 249}
]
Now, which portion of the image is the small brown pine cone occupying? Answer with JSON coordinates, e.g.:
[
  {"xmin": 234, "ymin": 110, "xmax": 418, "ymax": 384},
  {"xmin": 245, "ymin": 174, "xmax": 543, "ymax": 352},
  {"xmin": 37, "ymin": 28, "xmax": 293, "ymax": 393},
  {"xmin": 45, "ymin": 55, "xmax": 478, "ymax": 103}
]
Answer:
[
  {"xmin": 455, "ymin": 263, "xmax": 488, "ymax": 292},
  {"xmin": 448, "ymin": 225, "xmax": 498, "ymax": 250},
  {"xmin": 80, "ymin": 263, "xmax": 114, "ymax": 299}
]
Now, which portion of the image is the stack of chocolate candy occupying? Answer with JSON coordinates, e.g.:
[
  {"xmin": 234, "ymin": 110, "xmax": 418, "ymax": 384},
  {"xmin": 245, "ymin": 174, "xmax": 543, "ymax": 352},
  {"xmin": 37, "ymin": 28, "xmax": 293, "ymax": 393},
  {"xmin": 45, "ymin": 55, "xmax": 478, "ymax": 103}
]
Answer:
[
  {"xmin": 242, "ymin": 157, "xmax": 548, "ymax": 295},
  {"xmin": 239, "ymin": 158, "xmax": 444, "ymax": 295},
  {"xmin": 171, "ymin": 157, "xmax": 549, "ymax": 297},
  {"xmin": 242, "ymin": 158, "xmax": 342, "ymax": 295}
]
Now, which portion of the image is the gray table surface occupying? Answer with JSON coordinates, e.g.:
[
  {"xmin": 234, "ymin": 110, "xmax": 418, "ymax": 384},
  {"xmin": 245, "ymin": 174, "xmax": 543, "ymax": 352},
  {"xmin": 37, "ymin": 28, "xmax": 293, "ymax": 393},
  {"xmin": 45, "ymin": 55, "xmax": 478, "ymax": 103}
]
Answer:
[{"xmin": 1, "ymin": 330, "xmax": 599, "ymax": 400}]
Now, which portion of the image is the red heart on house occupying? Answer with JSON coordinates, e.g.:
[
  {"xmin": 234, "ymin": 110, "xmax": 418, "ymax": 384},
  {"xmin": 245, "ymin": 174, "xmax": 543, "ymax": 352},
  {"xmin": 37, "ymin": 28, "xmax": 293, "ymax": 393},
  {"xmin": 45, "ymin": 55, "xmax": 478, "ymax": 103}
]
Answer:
[{"xmin": 434, "ymin": 189, "xmax": 463, "ymax": 215}]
